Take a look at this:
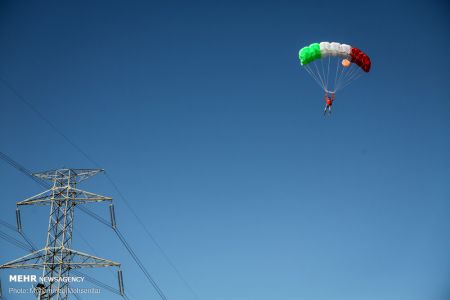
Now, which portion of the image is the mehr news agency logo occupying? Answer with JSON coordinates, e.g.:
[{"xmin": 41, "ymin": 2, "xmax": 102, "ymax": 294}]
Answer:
[{"xmin": 8, "ymin": 274, "xmax": 101, "ymax": 295}]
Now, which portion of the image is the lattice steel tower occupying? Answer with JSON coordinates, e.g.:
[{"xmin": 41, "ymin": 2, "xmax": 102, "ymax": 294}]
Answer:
[{"xmin": 0, "ymin": 168, "xmax": 123, "ymax": 299}]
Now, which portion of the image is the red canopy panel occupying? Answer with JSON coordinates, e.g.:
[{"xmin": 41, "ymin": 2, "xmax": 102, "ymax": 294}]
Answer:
[{"xmin": 350, "ymin": 47, "xmax": 371, "ymax": 72}]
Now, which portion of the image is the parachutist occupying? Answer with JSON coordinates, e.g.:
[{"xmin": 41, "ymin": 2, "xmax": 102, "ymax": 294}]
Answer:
[
  {"xmin": 323, "ymin": 92, "xmax": 334, "ymax": 115},
  {"xmin": 298, "ymin": 42, "xmax": 371, "ymax": 115}
]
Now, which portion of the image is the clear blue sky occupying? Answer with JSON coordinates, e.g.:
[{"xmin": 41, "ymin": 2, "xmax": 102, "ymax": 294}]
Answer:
[{"xmin": 0, "ymin": 1, "xmax": 449, "ymax": 299}]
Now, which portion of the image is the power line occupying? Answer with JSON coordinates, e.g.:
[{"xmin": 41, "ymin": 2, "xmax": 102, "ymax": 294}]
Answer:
[
  {"xmin": 0, "ymin": 164, "xmax": 126, "ymax": 300},
  {"xmin": 0, "ymin": 151, "xmax": 168, "ymax": 300},
  {"xmin": 0, "ymin": 76, "xmax": 97, "ymax": 168},
  {"xmin": 0, "ymin": 219, "xmax": 16, "ymax": 232},
  {"xmin": 105, "ymin": 173, "xmax": 200, "ymax": 300},
  {"xmin": 1, "ymin": 75, "xmax": 200, "ymax": 300},
  {"xmin": 74, "ymin": 228, "xmax": 139, "ymax": 300},
  {"xmin": 0, "ymin": 230, "xmax": 30, "ymax": 251},
  {"xmin": 0, "ymin": 226, "xmax": 130, "ymax": 300},
  {"xmin": 77, "ymin": 206, "xmax": 168, "ymax": 300}
]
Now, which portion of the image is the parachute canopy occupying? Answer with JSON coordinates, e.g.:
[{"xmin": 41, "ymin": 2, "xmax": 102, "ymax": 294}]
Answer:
[
  {"xmin": 299, "ymin": 42, "xmax": 371, "ymax": 72},
  {"xmin": 298, "ymin": 41, "xmax": 371, "ymax": 93}
]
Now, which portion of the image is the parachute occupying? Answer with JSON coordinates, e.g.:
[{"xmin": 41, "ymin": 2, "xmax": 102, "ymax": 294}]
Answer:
[{"xmin": 298, "ymin": 42, "xmax": 371, "ymax": 94}]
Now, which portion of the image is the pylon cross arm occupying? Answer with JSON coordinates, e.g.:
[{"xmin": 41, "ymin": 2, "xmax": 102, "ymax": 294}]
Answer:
[
  {"xmin": 60, "ymin": 248, "xmax": 121, "ymax": 268},
  {"xmin": 16, "ymin": 188, "xmax": 112, "ymax": 206},
  {"xmin": 33, "ymin": 169, "xmax": 104, "ymax": 183},
  {"xmin": 0, "ymin": 249, "xmax": 46, "ymax": 269},
  {"xmin": 0, "ymin": 248, "xmax": 120, "ymax": 270}
]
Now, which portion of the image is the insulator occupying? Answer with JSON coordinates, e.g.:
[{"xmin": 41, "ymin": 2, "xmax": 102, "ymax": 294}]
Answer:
[
  {"xmin": 109, "ymin": 204, "xmax": 117, "ymax": 229},
  {"xmin": 118, "ymin": 270, "xmax": 124, "ymax": 296},
  {"xmin": 16, "ymin": 208, "xmax": 22, "ymax": 232}
]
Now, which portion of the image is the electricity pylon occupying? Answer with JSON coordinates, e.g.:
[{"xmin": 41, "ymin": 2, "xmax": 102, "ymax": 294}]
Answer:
[{"xmin": 0, "ymin": 168, "xmax": 123, "ymax": 299}]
